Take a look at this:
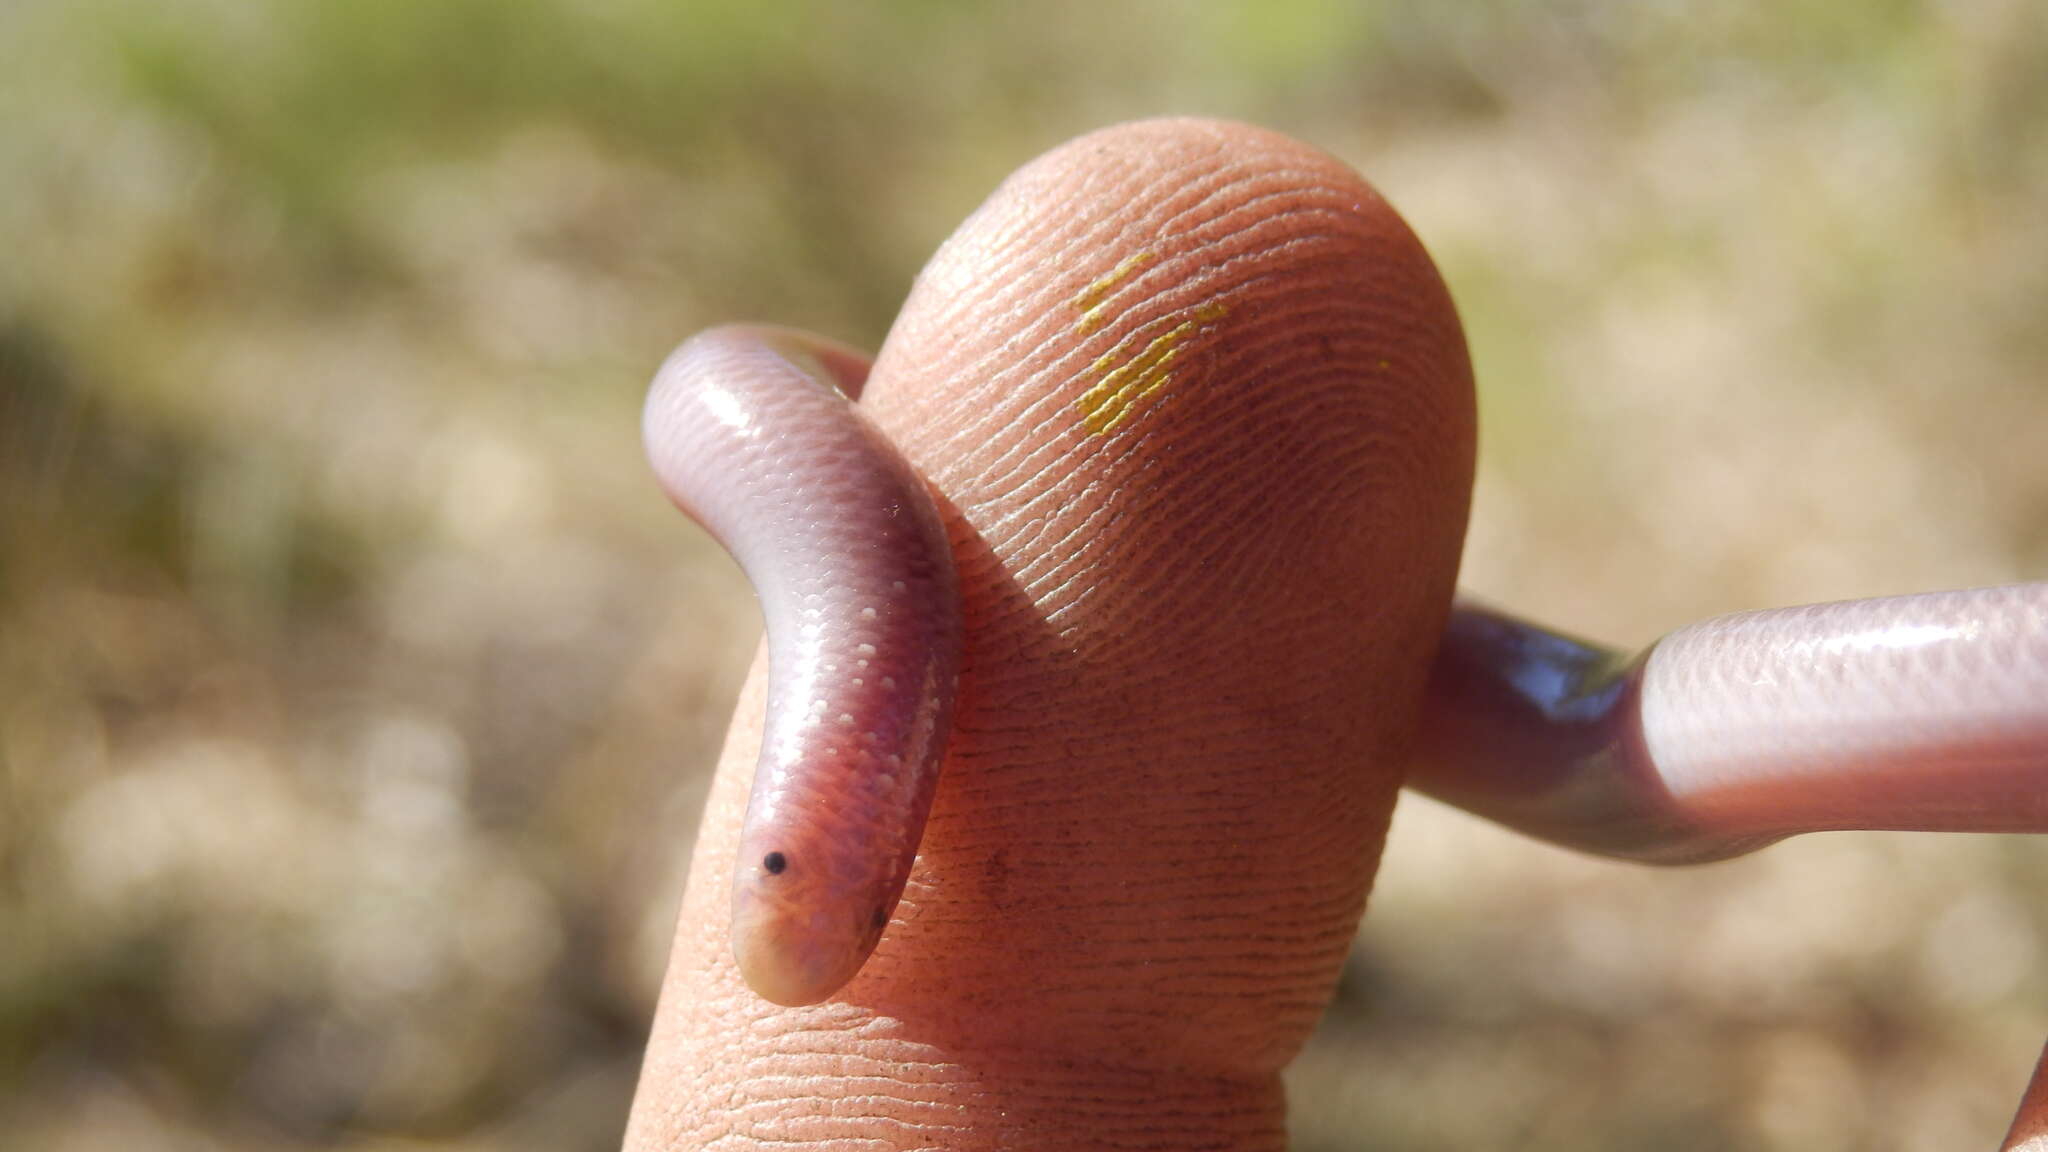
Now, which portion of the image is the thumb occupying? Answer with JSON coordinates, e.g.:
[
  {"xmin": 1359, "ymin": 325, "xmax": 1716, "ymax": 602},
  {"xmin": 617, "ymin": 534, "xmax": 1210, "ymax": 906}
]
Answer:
[{"xmin": 626, "ymin": 118, "xmax": 1475, "ymax": 1150}]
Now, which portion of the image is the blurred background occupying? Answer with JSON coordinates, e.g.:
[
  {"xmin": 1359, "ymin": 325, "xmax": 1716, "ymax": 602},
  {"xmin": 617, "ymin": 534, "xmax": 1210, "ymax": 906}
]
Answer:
[{"xmin": 3, "ymin": 1, "xmax": 2045, "ymax": 1149}]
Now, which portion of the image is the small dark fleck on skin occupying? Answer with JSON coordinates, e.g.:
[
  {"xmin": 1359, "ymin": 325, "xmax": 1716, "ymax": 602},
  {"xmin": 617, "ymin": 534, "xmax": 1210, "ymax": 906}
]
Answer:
[
  {"xmin": 763, "ymin": 851, "xmax": 787, "ymax": 875},
  {"xmin": 871, "ymin": 904, "xmax": 888, "ymax": 931}
]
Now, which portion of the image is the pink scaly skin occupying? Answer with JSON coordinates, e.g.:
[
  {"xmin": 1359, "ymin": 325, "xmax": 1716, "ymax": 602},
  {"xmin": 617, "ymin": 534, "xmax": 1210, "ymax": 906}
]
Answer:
[
  {"xmin": 1410, "ymin": 585, "xmax": 2048, "ymax": 863},
  {"xmin": 644, "ymin": 326, "xmax": 960, "ymax": 1007}
]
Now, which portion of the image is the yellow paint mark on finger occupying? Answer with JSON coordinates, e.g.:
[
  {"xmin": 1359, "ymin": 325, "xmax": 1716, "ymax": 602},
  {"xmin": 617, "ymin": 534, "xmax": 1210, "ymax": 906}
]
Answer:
[
  {"xmin": 1072, "ymin": 250, "xmax": 1156, "ymax": 336},
  {"xmin": 1075, "ymin": 300, "xmax": 1228, "ymax": 436}
]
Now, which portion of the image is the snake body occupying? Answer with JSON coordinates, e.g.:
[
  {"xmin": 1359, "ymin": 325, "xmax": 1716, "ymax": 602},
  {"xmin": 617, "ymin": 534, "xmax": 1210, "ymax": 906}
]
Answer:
[
  {"xmin": 1413, "ymin": 587, "xmax": 2048, "ymax": 864},
  {"xmin": 645, "ymin": 328, "xmax": 960, "ymax": 1006}
]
